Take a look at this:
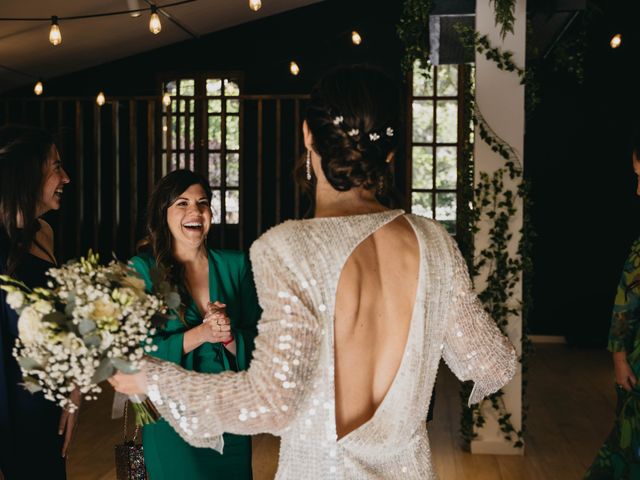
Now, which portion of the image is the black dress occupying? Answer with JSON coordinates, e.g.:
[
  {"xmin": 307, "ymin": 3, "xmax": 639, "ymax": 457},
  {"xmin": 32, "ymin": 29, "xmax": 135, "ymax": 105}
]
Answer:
[{"xmin": 0, "ymin": 228, "xmax": 66, "ymax": 479}]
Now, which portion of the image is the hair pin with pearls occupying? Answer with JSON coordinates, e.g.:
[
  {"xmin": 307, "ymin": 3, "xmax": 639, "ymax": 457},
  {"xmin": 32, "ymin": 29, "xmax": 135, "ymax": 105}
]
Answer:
[
  {"xmin": 347, "ymin": 128, "xmax": 359, "ymax": 137},
  {"xmin": 332, "ymin": 115, "xmax": 344, "ymax": 126}
]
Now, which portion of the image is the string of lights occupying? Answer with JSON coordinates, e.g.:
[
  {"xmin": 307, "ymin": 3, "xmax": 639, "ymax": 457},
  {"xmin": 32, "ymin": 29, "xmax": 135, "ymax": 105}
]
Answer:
[{"xmin": 0, "ymin": 2, "xmax": 367, "ymax": 104}]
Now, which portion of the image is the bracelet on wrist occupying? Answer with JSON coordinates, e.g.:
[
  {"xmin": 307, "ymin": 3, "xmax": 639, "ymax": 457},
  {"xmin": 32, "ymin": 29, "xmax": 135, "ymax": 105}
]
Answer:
[{"xmin": 222, "ymin": 336, "xmax": 235, "ymax": 347}]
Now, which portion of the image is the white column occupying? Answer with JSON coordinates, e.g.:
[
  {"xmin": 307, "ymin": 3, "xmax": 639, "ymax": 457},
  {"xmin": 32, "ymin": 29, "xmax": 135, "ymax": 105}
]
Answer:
[{"xmin": 471, "ymin": 0, "xmax": 525, "ymax": 455}]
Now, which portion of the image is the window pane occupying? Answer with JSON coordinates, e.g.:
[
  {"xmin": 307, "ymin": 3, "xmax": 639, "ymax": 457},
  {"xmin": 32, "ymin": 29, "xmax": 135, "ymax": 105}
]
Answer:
[
  {"xmin": 435, "ymin": 146, "xmax": 457, "ymax": 189},
  {"xmin": 225, "ymin": 190, "xmax": 239, "ymax": 224},
  {"xmin": 211, "ymin": 190, "xmax": 221, "ymax": 224},
  {"xmin": 179, "ymin": 79, "xmax": 194, "ymax": 96},
  {"xmin": 208, "ymin": 99, "xmax": 221, "ymax": 113},
  {"xmin": 207, "ymin": 79, "xmax": 222, "ymax": 96},
  {"xmin": 224, "ymin": 79, "xmax": 240, "ymax": 96},
  {"xmin": 189, "ymin": 100, "xmax": 195, "ymax": 113},
  {"xmin": 412, "ymin": 100, "xmax": 433, "ymax": 143},
  {"xmin": 227, "ymin": 99, "xmax": 240, "ymax": 113},
  {"xmin": 412, "ymin": 192, "xmax": 433, "ymax": 219},
  {"xmin": 179, "ymin": 153, "xmax": 186, "ymax": 170},
  {"xmin": 165, "ymin": 81, "xmax": 177, "ymax": 95},
  {"xmin": 227, "ymin": 153, "xmax": 239, "ymax": 187},
  {"xmin": 412, "ymin": 146, "xmax": 433, "ymax": 189},
  {"xmin": 162, "ymin": 116, "xmax": 168, "ymax": 149},
  {"xmin": 179, "ymin": 100, "xmax": 186, "ymax": 113},
  {"xmin": 209, "ymin": 153, "xmax": 221, "ymax": 187},
  {"xmin": 413, "ymin": 60, "xmax": 433, "ymax": 96},
  {"xmin": 436, "ymin": 100, "xmax": 457, "ymax": 143},
  {"xmin": 208, "ymin": 116, "xmax": 222, "ymax": 149},
  {"xmin": 436, "ymin": 193, "xmax": 456, "ymax": 234},
  {"xmin": 437, "ymin": 65, "xmax": 458, "ymax": 96},
  {"xmin": 226, "ymin": 116, "xmax": 240, "ymax": 150}
]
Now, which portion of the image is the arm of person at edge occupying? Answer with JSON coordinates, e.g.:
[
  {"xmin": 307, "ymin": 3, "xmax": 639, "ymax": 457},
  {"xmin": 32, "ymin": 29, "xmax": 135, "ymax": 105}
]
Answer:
[
  {"xmin": 59, "ymin": 387, "xmax": 81, "ymax": 457},
  {"xmin": 38, "ymin": 220, "xmax": 81, "ymax": 457},
  {"xmin": 609, "ymin": 238, "xmax": 640, "ymax": 392}
]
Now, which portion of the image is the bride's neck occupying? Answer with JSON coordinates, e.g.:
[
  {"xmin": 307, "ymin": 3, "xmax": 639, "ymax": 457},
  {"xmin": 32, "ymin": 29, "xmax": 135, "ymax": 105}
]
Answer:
[{"xmin": 314, "ymin": 182, "xmax": 385, "ymax": 218}]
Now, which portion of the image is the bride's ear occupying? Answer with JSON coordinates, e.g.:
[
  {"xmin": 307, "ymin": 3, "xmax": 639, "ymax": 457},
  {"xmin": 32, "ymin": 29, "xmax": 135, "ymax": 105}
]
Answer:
[{"xmin": 303, "ymin": 120, "xmax": 314, "ymax": 151}]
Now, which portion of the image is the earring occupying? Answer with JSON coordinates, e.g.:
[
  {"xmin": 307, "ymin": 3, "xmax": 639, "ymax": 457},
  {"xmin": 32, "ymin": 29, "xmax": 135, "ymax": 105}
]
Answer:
[{"xmin": 306, "ymin": 150, "xmax": 312, "ymax": 181}]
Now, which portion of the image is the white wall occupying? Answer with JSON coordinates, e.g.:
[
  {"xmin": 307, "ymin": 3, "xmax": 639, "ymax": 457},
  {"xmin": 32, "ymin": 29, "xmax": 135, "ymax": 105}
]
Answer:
[{"xmin": 471, "ymin": 0, "xmax": 526, "ymax": 455}]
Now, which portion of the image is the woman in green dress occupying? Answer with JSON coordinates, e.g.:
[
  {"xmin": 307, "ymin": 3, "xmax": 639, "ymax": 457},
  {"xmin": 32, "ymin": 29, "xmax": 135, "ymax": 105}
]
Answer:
[
  {"xmin": 586, "ymin": 133, "xmax": 640, "ymax": 479},
  {"xmin": 130, "ymin": 170, "xmax": 260, "ymax": 480}
]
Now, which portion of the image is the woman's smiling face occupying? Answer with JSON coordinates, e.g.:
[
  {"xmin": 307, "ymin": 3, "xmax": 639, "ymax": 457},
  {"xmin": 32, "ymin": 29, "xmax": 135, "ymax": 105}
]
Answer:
[{"xmin": 166, "ymin": 183, "xmax": 212, "ymax": 249}]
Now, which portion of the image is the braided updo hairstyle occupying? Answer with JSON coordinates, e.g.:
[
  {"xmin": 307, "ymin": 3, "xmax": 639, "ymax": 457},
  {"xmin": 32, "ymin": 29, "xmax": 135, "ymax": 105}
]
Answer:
[{"xmin": 304, "ymin": 65, "xmax": 400, "ymax": 192}]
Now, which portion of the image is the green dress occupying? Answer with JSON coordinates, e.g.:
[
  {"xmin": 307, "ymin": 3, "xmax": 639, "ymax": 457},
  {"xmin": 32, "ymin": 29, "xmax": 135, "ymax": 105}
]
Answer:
[
  {"xmin": 586, "ymin": 238, "xmax": 640, "ymax": 479},
  {"xmin": 130, "ymin": 249, "xmax": 261, "ymax": 480}
]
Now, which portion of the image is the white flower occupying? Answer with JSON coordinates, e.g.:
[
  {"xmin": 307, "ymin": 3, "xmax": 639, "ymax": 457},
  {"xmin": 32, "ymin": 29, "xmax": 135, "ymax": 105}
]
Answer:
[
  {"xmin": 100, "ymin": 331, "xmax": 113, "ymax": 350},
  {"xmin": 369, "ymin": 132, "xmax": 381, "ymax": 141},
  {"xmin": 33, "ymin": 300, "xmax": 54, "ymax": 315},
  {"xmin": 332, "ymin": 115, "xmax": 344, "ymax": 126},
  {"xmin": 6, "ymin": 290, "xmax": 24, "ymax": 310},
  {"xmin": 18, "ymin": 306, "xmax": 46, "ymax": 346},
  {"xmin": 62, "ymin": 333, "xmax": 86, "ymax": 354}
]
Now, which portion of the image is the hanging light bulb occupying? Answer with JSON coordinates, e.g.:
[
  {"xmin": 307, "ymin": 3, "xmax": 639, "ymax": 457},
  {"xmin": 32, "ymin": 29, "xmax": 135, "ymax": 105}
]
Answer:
[
  {"xmin": 351, "ymin": 31, "xmax": 362, "ymax": 45},
  {"xmin": 49, "ymin": 16, "xmax": 62, "ymax": 46},
  {"xmin": 162, "ymin": 91, "xmax": 171, "ymax": 107},
  {"xmin": 290, "ymin": 61, "xmax": 300, "ymax": 76},
  {"xmin": 149, "ymin": 6, "xmax": 162, "ymax": 34},
  {"xmin": 249, "ymin": 0, "xmax": 262, "ymax": 11},
  {"xmin": 34, "ymin": 80, "xmax": 44, "ymax": 96},
  {"xmin": 610, "ymin": 33, "xmax": 622, "ymax": 49},
  {"xmin": 96, "ymin": 91, "xmax": 106, "ymax": 106}
]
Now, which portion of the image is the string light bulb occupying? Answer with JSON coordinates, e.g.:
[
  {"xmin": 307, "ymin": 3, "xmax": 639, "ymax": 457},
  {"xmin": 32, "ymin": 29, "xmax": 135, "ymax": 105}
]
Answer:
[
  {"xmin": 49, "ymin": 16, "xmax": 62, "ymax": 46},
  {"xmin": 290, "ymin": 61, "xmax": 300, "ymax": 76},
  {"xmin": 34, "ymin": 80, "xmax": 43, "ymax": 96},
  {"xmin": 351, "ymin": 31, "xmax": 362, "ymax": 45},
  {"xmin": 96, "ymin": 91, "xmax": 106, "ymax": 106},
  {"xmin": 162, "ymin": 91, "xmax": 171, "ymax": 107},
  {"xmin": 249, "ymin": 0, "xmax": 262, "ymax": 11},
  {"xmin": 149, "ymin": 6, "xmax": 162, "ymax": 34},
  {"xmin": 610, "ymin": 33, "xmax": 622, "ymax": 49}
]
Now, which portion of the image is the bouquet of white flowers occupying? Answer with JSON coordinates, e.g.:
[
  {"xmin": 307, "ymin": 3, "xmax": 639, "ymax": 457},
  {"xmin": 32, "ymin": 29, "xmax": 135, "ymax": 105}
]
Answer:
[{"xmin": 0, "ymin": 250, "xmax": 179, "ymax": 424}]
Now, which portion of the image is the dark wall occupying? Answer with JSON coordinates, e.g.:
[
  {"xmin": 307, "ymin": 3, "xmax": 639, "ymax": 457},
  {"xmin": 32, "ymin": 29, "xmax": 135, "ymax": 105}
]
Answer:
[
  {"xmin": 526, "ymin": 0, "xmax": 640, "ymax": 343},
  {"xmin": 5, "ymin": 0, "xmax": 404, "ymax": 98}
]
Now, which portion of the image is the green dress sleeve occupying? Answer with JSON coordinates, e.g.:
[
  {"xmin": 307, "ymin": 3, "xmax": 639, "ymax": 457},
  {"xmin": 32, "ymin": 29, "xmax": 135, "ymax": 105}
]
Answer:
[
  {"xmin": 609, "ymin": 238, "xmax": 640, "ymax": 353},
  {"xmin": 232, "ymin": 255, "xmax": 261, "ymax": 371},
  {"xmin": 129, "ymin": 255, "xmax": 187, "ymax": 364}
]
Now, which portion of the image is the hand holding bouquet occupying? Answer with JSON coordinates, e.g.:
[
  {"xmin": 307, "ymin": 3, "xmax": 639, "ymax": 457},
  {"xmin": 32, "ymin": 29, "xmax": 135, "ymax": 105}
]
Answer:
[{"xmin": 0, "ymin": 251, "xmax": 178, "ymax": 423}]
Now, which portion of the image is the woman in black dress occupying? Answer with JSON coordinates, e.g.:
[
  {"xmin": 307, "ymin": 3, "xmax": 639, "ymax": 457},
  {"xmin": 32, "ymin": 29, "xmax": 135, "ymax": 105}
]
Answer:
[{"xmin": 0, "ymin": 125, "xmax": 73, "ymax": 479}]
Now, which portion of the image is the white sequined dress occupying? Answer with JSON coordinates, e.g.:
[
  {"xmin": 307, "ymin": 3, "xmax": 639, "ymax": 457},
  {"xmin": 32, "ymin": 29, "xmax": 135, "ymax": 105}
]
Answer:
[{"xmin": 144, "ymin": 209, "xmax": 517, "ymax": 479}]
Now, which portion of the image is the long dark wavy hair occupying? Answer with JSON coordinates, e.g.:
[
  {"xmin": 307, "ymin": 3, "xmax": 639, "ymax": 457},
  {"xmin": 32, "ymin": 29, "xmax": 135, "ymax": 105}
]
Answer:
[
  {"xmin": 0, "ymin": 125, "xmax": 56, "ymax": 275},
  {"xmin": 137, "ymin": 170, "xmax": 212, "ymax": 321}
]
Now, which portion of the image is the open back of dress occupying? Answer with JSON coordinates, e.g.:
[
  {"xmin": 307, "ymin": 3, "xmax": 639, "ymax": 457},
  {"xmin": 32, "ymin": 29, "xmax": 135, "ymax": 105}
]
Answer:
[{"xmin": 333, "ymin": 215, "xmax": 420, "ymax": 440}]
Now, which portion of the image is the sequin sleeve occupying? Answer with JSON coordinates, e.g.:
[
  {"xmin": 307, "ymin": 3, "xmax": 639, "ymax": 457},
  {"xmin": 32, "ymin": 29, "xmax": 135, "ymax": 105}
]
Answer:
[
  {"xmin": 441, "ymin": 236, "xmax": 517, "ymax": 406},
  {"xmin": 143, "ymin": 235, "xmax": 322, "ymax": 452}
]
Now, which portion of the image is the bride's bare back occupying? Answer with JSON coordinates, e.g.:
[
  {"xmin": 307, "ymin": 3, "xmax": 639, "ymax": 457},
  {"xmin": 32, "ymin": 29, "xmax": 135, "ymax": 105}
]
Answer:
[{"xmin": 334, "ymin": 215, "xmax": 420, "ymax": 439}]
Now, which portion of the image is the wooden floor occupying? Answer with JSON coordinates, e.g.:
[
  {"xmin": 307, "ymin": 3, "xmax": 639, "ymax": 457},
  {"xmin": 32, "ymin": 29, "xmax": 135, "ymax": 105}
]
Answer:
[{"xmin": 66, "ymin": 345, "xmax": 614, "ymax": 479}]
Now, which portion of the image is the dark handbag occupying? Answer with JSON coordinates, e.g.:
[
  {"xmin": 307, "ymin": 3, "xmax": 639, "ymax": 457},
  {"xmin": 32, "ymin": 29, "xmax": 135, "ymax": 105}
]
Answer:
[{"xmin": 114, "ymin": 401, "xmax": 148, "ymax": 480}]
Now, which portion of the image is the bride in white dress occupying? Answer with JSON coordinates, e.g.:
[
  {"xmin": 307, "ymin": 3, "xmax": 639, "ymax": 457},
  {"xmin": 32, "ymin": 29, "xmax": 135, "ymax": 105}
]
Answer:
[{"xmin": 110, "ymin": 65, "xmax": 516, "ymax": 479}]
